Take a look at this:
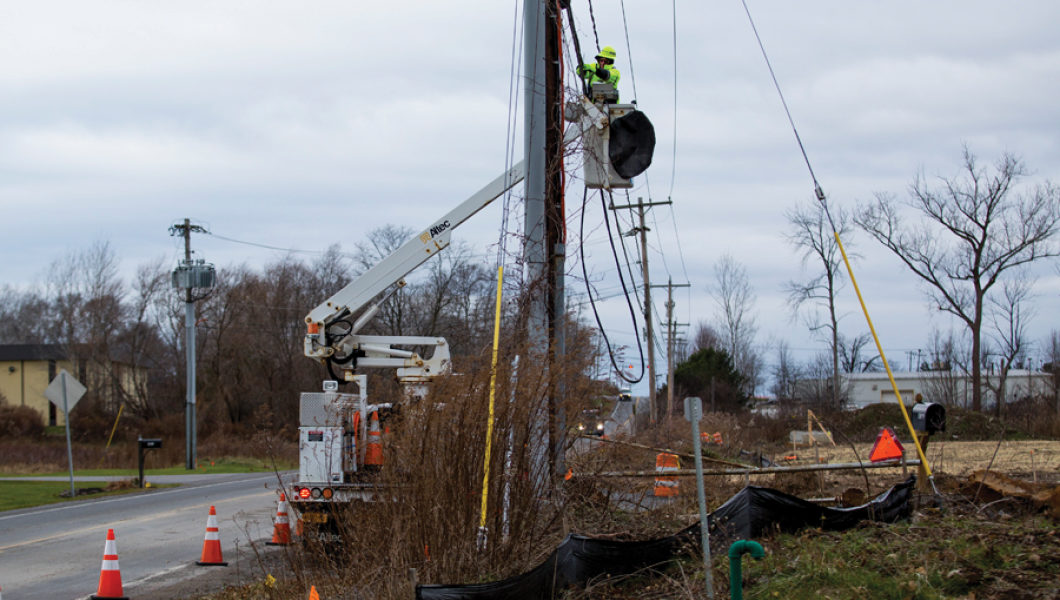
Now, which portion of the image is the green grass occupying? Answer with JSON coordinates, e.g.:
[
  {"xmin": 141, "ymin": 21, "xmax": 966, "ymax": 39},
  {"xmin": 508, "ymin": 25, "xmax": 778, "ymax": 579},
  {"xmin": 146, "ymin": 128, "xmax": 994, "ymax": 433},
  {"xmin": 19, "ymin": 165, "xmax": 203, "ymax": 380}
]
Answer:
[
  {"xmin": 0, "ymin": 456, "xmax": 292, "ymax": 477},
  {"xmin": 0, "ymin": 480, "xmax": 173, "ymax": 512},
  {"xmin": 727, "ymin": 511, "xmax": 1058, "ymax": 599},
  {"xmin": 561, "ymin": 507, "xmax": 1059, "ymax": 599}
]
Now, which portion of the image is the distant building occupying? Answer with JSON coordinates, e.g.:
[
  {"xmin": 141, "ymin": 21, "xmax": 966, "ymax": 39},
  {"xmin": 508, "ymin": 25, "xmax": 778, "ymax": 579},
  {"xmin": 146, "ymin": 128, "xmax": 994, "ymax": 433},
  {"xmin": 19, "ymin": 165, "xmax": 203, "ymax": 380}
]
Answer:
[
  {"xmin": 844, "ymin": 370, "xmax": 1053, "ymax": 410},
  {"xmin": 0, "ymin": 344, "xmax": 148, "ymax": 426}
]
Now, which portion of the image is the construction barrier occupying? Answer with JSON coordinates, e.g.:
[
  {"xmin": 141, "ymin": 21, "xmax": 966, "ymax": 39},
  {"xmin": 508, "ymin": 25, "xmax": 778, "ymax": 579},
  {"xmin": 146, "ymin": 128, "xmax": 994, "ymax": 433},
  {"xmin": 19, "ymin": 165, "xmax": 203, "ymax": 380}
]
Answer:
[
  {"xmin": 266, "ymin": 493, "xmax": 293, "ymax": 546},
  {"xmin": 364, "ymin": 410, "xmax": 383, "ymax": 468},
  {"xmin": 699, "ymin": 431, "xmax": 724, "ymax": 445},
  {"xmin": 196, "ymin": 505, "xmax": 229, "ymax": 566},
  {"xmin": 90, "ymin": 528, "xmax": 128, "ymax": 600},
  {"xmin": 653, "ymin": 453, "xmax": 680, "ymax": 497},
  {"xmin": 417, "ymin": 478, "xmax": 916, "ymax": 599}
]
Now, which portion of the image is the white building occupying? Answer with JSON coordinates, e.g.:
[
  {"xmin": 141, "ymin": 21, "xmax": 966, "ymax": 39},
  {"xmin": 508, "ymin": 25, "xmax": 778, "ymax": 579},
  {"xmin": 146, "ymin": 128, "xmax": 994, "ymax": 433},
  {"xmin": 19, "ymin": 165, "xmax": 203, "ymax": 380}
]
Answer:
[{"xmin": 844, "ymin": 370, "xmax": 1053, "ymax": 410}]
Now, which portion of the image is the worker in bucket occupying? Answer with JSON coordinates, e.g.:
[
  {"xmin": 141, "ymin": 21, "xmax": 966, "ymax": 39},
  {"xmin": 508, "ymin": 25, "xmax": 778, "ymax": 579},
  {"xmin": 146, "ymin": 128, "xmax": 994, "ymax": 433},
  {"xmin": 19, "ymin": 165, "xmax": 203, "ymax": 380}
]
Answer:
[{"xmin": 577, "ymin": 46, "xmax": 621, "ymax": 95}]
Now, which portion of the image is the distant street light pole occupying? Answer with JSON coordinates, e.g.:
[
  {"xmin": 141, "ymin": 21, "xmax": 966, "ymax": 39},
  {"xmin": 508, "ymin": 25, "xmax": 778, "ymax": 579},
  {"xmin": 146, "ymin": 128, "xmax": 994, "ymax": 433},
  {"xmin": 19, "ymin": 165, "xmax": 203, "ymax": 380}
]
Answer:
[{"xmin": 170, "ymin": 218, "xmax": 215, "ymax": 470}]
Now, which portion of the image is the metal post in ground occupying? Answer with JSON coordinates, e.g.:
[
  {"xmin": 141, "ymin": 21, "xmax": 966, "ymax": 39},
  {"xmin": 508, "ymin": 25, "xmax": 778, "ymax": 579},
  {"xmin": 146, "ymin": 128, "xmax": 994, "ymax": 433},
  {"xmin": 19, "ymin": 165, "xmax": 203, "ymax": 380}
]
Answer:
[{"xmin": 685, "ymin": 396, "xmax": 714, "ymax": 599}]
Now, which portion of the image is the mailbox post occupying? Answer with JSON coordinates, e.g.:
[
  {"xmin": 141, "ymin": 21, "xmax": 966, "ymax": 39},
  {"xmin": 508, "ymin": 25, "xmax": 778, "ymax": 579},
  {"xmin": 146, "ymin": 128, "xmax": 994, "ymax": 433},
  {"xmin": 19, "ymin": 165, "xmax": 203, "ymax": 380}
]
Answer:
[
  {"xmin": 911, "ymin": 398, "xmax": 945, "ymax": 493},
  {"xmin": 138, "ymin": 437, "xmax": 163, "ymax": 488}
]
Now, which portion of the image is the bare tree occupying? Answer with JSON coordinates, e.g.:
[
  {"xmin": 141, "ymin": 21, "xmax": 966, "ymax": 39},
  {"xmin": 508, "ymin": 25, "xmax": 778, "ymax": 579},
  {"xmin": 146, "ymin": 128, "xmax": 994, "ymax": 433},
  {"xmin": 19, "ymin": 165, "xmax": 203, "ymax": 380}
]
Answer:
[
  {"xmin": 710, "ymin": 254, "xmax": 760, "ymax": 396},
  {"xmin": 799, "ymin": 351, "xmax": 852, "ymax": 408},
  {"xmin": 785, "ymin": 201, "xmax": 855, "ymax": 409},
  {"xmin": 352, "ymin": 225, "xmax": 416, "ymax": 336},
  {"xmin": 1044, "ymin": 329, "xmax": 1060, "ymax": 414},
  {"xmin": 983, "ymin": 276, "xmax": 1035, "ymax": 417},
  {"xmin": 920, "ymin": 328, "xmax": 967, "ymax": 408},
  {"xmin": 692, "ymin": 321, "xmax": 723, "ymax": 352},
  {"xmin": 0, "ymin": 286, "xmax": 51, "ymax": 343},
  {"xmin": 837, "ymin": 332, "xmax": 881, "ymax": 373},
  {"xmin": 855, "ymin": 148, "xmax": 1060, "ymax": 411},
  {"xmin": 770, "ymin": 340, "xmax": 801, "ymax": 403},
  {"xmin": 42, "ymin": 241, "xmax": 131, "ymax": 415}
]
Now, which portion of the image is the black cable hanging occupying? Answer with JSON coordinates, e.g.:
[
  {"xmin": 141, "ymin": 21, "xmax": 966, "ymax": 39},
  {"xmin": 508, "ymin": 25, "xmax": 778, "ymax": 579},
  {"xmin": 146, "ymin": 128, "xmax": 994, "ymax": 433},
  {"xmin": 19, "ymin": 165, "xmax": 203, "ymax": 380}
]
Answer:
[
  {"xmin": 579, "ymin": 186, "xmax": 646, "ymax": 384},
  {"xmin": 562, "ymin": 2, "xmax": 590, "ymax": 96},
  {"xmin": 586, "ymin": 0, "xmax": 601, "ymax": 52}
]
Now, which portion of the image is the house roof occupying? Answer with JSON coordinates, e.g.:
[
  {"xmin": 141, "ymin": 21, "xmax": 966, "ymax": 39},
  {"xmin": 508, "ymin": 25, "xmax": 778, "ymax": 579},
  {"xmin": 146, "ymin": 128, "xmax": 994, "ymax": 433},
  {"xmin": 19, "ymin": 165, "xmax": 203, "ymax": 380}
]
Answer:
[
  {"xmin": 844, "ymin": 369, "xmax": 1048, "ymax": 381},
  {"xmin": 0, "ymin": 344, "xmax": 69, "ymax": 361},
  {"xmin": 0, "ymin": 343, "xmax": 154, "ymax": 369}
]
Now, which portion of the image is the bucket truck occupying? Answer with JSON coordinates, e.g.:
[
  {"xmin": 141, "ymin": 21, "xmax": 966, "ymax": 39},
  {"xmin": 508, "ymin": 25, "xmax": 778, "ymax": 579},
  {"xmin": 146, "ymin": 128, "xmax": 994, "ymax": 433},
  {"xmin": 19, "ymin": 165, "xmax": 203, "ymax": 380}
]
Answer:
[{"xmin": 288, "ymin": 95, "xmax": 653, "ymax": 537}]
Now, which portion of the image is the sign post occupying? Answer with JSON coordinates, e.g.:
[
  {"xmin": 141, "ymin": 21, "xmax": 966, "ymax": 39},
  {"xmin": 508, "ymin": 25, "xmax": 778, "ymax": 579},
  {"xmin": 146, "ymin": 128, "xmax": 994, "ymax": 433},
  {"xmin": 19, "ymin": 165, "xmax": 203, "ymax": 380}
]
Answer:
[
  {"xmin": 44, "ymin": 369, "xmax": 87, "ymax": 499},
  {"xmin": 684, "ymin": 396, "xmax": 714, "ymax": 598}
]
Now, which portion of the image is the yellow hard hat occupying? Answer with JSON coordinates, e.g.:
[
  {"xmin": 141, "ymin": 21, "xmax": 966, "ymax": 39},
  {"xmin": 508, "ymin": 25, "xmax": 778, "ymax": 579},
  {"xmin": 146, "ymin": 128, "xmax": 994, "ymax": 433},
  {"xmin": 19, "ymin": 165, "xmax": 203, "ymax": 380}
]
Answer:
[{"xmin": 596, "ymin": 46, "xmax": 617, "ymax": 60}]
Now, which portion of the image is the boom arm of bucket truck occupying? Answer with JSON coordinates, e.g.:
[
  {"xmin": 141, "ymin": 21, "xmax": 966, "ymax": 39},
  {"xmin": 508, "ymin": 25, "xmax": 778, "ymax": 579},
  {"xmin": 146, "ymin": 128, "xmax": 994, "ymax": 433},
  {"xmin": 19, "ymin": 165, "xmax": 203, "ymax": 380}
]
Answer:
[{"xmin": 302, "ymin": 99, "xmax": 607, "ymax": 387}]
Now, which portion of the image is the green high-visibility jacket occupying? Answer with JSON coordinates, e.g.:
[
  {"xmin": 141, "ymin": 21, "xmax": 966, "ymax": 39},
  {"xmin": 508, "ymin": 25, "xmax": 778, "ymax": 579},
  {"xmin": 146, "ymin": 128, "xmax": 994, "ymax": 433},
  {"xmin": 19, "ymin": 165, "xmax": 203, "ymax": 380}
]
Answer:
[{"xmin": 578, "ymin": 62, "xmax": 620, "ymax": 89}]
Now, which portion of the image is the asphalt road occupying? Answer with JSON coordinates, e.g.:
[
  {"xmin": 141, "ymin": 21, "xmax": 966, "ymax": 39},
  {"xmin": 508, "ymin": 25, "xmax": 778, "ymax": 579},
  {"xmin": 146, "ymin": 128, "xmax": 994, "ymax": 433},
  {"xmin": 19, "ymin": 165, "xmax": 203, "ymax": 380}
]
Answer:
[{"xmin": 0, "ymin": 471, "xmax": 294, "ymax": 600}]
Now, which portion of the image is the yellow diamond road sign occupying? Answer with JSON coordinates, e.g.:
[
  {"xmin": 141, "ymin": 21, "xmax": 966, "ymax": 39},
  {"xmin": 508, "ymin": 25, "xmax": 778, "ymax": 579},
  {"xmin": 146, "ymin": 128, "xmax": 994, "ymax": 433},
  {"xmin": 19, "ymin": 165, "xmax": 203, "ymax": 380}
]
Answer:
[{"xmin": 44, "ymin": 369, "xmax": 87, "ymax": 414}]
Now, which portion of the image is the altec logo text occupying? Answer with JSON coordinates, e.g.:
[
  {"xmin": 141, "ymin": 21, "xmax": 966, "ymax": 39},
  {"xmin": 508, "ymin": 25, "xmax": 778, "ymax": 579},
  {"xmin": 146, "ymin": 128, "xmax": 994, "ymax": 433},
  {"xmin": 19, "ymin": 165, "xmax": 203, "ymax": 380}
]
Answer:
[{"xmin": 428, "ymin": 221, "xmax": 451, "ymax": 238}]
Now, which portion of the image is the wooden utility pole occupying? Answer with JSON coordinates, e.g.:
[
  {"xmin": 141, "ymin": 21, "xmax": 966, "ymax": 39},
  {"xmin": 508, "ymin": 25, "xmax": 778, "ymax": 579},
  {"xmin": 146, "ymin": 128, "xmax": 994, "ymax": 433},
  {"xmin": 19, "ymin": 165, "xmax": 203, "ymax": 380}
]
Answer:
[
  {"xmin": 610, "ymin": 197, "xmax": 671, "ymax": 423},
  {"xmin": 654, "ymin": 278, "xmax": 689, "ymax": 421},
  {"xmin": 544, "ymin": 0, "xmax": 565, "ymax": 478},
  {"xmin": 524, "ymin": 0, "xmax": 566, "ymax": 481}
]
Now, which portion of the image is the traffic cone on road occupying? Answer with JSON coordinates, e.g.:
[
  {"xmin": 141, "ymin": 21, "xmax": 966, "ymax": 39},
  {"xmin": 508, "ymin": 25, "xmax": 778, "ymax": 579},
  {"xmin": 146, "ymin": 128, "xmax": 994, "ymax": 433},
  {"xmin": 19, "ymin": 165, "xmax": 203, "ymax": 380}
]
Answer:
[
  {"xmin": 266, "ymin": 493, "xmax": 292, "ymax": 546},
  {"xmin": 364, "ymin": 411, "xmax": 383, "ymax": 469},
  {"xmin": 196, "ymin": 505, "xmax": 229, "ymax": 566},
  {"xmin": 90, "ymin": 528, "xmax": 128, "ymax": 600},
  {"xmin": 308, "ymin": 585, "xmax": 321, "ymax": 600}
]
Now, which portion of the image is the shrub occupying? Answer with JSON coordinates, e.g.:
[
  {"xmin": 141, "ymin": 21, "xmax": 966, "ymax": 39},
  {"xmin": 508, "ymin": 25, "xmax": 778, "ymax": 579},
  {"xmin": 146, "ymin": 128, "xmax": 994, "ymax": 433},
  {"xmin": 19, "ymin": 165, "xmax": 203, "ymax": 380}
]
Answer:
[{"xmin": 0, "ymin": 404, "xmax": 46, "ymax": 439}]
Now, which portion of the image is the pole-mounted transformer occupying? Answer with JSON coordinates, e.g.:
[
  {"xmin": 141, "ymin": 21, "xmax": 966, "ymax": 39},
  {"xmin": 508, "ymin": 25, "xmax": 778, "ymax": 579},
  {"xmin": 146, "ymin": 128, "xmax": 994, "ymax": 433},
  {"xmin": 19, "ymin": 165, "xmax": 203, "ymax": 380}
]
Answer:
[
  {"xmin": 170, "ymin": 218, "xmax": 215, "ymax": 470},
  {"xmin": 172, "ymin": 260, "xmax": 216, "ymax": 290}
]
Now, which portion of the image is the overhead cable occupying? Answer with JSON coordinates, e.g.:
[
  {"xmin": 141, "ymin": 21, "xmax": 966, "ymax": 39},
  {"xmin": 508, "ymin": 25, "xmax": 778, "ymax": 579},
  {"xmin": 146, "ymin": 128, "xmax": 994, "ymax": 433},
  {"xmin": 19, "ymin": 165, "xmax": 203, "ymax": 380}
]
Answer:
[
  {"xmin": 579, "ymin": 186, "xmax": 645, "ymax": 384},
  {"xmin": 618, "ymin": 0, "xmax": 639, "ymax": 102}
]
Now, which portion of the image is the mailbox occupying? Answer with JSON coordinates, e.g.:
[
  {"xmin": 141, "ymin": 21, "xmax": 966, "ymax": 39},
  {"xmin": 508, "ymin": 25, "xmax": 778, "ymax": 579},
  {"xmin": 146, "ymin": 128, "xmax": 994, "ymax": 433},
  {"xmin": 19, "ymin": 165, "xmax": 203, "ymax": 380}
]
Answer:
[
  {"xmin": 911, "ymin": 402, "xmax": 946, "ymax": 434},
  {"xmin": 137, "ymin": 437, "xmax": 163, "ymax": 488}
]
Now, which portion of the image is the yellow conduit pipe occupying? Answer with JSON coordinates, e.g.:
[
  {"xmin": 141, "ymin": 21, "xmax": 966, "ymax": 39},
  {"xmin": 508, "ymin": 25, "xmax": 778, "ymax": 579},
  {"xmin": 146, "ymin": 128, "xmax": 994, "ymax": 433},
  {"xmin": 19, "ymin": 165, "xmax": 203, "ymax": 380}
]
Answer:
[
  {"xmin": 834, "ymin": 232, "xmax": 936, "ymax": 493},
  {"xmin": 479, "ymin": 265, "xmax": 505, "ymax": 534},
  {"xmin": 97, "ymin": 404, "xmax": 124, "ymax": 469}
]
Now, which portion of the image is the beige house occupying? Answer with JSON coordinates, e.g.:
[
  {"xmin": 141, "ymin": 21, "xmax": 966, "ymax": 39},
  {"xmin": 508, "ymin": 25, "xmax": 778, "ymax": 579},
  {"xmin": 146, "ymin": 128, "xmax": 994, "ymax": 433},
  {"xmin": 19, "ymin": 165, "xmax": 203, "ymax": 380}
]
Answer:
[{"xmin": 0, "ymin": 344, "xmax": 148, "ymax": 426}]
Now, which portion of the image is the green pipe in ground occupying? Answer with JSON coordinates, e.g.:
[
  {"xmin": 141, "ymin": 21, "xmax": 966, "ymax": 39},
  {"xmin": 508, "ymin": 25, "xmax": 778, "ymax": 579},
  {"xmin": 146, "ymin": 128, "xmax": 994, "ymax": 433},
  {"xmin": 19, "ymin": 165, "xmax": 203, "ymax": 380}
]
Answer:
[{"xmin": 728, "ymin": 540, "xmax": 765, "ymax": 600}]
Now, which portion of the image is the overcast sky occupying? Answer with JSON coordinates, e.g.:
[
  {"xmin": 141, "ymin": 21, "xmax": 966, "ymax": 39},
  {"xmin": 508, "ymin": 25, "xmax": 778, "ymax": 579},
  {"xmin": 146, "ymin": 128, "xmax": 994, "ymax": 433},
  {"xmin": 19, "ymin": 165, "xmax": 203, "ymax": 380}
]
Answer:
[{"xmin": 2, "ymin": 1, "xmax": 1059, "ymax": 395}]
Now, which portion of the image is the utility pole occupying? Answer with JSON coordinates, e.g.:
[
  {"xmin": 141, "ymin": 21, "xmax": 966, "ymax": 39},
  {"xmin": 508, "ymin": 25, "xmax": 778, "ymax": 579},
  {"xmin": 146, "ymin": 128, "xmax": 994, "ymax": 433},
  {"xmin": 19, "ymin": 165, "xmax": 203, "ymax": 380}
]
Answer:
[
  {"xmin": 648, "ymin": 279, "xmax": 691, "ymax": 426},
  {"xmin": 170, "ymin": 219, "xmax": 214, "ymax": 470},
  {"xmin": 543, "ymin": 0, "xmax": 565, "ymax": 480},
  {"xmin": 524, "ymin": 0, "xmax": 567, "ymax": 484},
  {"xmin": 611, "ymin": 197, "xmax": 671, "ymax": 423}
]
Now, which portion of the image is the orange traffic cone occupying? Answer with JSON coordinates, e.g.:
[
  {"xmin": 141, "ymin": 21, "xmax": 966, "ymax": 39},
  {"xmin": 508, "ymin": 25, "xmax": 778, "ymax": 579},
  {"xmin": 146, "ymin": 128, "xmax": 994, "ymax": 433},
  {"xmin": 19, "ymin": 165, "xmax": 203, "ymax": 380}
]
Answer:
[
  {"xmin": 363, "ymin": 411, "xmax": 383, "ymax": 469},
  {"xmin": 266, "ymin": 493, "xmax": 292, "ymax": 546},
  {"xmin": 91, "ymin": 528, "xmax": 128, "ymax": 600},
  {"xmin": 196, "ymin": 505, "xmax": 229, "ymax": 566},
  {"xmin": 308, "ymin": 584, "xmax": 321, "ymax": 600}
]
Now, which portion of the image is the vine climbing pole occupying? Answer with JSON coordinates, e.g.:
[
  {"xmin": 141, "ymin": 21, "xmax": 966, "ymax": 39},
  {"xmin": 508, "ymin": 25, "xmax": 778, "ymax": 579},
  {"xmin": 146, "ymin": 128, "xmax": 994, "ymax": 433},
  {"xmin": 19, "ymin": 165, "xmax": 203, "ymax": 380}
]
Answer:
[
  {"xmin": 524, "ymin": 0, "xmax": 567, "ymax": 490},
  {"xmin": 545, "ymin": 0, "xmax": 567, "ymax": 482}
]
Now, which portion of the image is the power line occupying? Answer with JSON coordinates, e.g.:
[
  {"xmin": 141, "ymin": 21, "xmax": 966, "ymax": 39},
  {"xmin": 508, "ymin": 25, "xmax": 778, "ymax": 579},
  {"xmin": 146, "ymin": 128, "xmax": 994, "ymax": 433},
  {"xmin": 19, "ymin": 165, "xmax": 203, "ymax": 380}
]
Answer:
[
  {"xmin": 618, "ymin": 0, "xmax": 638, "ymax": 102},
  {"xmin": 206, "ymin": 231, "xmax": 338, "ymax": 257}
]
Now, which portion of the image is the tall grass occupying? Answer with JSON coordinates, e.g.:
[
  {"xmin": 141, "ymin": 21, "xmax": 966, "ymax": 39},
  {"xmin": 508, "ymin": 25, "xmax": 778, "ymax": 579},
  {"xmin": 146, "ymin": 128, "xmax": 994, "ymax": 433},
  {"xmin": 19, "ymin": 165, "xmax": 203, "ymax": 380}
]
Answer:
[{"xmin": 282, "ymin": 342, "xmax": 616, "ymax": 598}]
